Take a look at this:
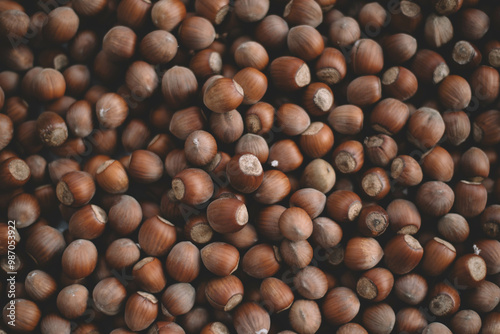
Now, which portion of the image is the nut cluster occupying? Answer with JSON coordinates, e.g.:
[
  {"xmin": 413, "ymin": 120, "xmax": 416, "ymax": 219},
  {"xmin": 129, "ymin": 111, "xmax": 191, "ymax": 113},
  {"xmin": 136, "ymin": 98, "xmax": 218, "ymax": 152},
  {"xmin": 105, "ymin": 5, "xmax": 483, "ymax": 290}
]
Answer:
[{"xmin": 1, "ymin": 0, "xmax": 500, "ymax": 333}]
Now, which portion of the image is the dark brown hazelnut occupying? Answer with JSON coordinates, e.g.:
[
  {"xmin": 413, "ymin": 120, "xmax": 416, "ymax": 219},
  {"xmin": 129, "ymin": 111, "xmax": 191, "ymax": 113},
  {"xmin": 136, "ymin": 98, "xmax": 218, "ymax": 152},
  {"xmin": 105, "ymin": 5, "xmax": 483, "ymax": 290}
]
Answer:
[
  {"xmin": 329, "ymin": 16, "xmax": 360, "ymax": 47},
  {"xmin": 178, "ymin": 16, "xmax": 216, "ymax": 50},
  {"xmin": 36, "ymin": 111, "xmax": 68, "ymax": 147},
  {"xmin": 315, "ymin": 47, "xmax": 347, "ymax": 85},
  {"xmin": 328, "ymin": 105, "xmax": 364, "ymax": 135},
  {"xmin": 255, "ymin": 15, "xmax": 289, "ymax": 52},
  {"xmin": 43, "ymin": 7, "xmax": 79, "ymax": 44},
  {"xmin": 381, "ymin": 67, "xmax": 418, "ymax": 102},
  {"xmin": 350, "ymin": 39, "xmax": 384, "ymax": 75},
  {"xmin": 56, "ymin": 171, "xmax": 95, "ymax": 208},
  {"xmin": 283, "ymin": 0, "xmax": 322, "ymax": 28},
  {"xmin": 407, "ymin": 107, "xmax": 445, "ymax": 151},
  {"xmin": 269, "ymin": 56, "xmax": 311, "ymax": 92},
  {"xmin": 347, "ymin": 75, "xmax": 382, "ymax": 107},
  {"xmin": 287, "ymin": 25, "xmax": 324, "ymax": 61},
  {"xmin": 416, "ymin": 181, "xmax": 455, "ymax": 217},
  {"xmin": 102, "ymin": 25, "xmax": 137, "ymax": 61},
  {"xmin": 234, "ymin": 41, "xmax": 269, "ymax": 71}
]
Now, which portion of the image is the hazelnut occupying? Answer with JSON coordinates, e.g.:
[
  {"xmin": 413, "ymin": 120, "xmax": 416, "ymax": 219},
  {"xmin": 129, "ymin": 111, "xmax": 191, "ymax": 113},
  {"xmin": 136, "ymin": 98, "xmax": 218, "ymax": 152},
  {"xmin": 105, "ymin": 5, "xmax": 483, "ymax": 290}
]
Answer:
[
  {"xmin": 151, "ymin": 0, "xmax": 186, "ymax": 32},
  {"xmin": 178, "ymin": 16, "xmax": 216, "ymax": 50},
  {"xmin": 205, "ymin": 275, "xmax": 244, "ymax": 311},
  {"xmin": 242, "ymin": 243, "xmax": 280, "ymax": 279},
  {"xmin": 315, "ymin": 47, "xmax": 347, "ymax": 85},
  {"xmin": 124, "ymin": 292, "xmax": 158, "ymax": 331},
  {"xmin": 105, "ymin": 238, "xmax": 140, "ymax": 270},
  {"xmin": 102, "ymin": 26, "xmax": 137, "ymax": 61},
  {"xmin": 162, "ymin": 282, "xmax": 196, "ymax": 316},
  {"xmin": 287, "ymin": 25, "xmax": 324, "ymax": 61},
  {"xmin": 289, "ymin": 300, "xmax": 322, "ymax": 334},
  {"xmin": 283, "ymin": 0, "xmax": 322, "ymax": 27},
  {"xmin": 201, "ymin": 242, "xmax": 240, "ymax": 276},
  {"xmin": 357, "ymin": 268, "xmax": 394, "ymax": 302},
  {"xmin": 233, "ymin": 303, "xmax": 271, "ymax": 334},
  {"xmin": 2, "ymin": 299, "xmax": 41, "ymax": 332},
  {"xmin": 204, "ymin": 77, "xmax": 244, "ymax": 113},
  {"xmin": 362, "ymin": 303, "xmax": 396, "ymax": 334},
  {"xmin": 138, "ymin": 215, "xmax": 177, "ymax": 257},
  {"xmin": 93, "ymin": 277, "xmax": 127, "ymax": 316},
  {"xmin": 269, "ymin": 56, "xmax": 311, "ymax": 91},
  {"xmin": 344, "ymin": 237, "xmax": 383, "ymax": 271},
  {"xmin": 323, "ymin": 287, "xmax": 360, "ymax": 325},
  {"xmin": 165, "ymin": 241, "xmax": 201, "ymax": 283},
  {"xmin": 43, "ymin": 7, "xmax": 79, "ymax": 44}
]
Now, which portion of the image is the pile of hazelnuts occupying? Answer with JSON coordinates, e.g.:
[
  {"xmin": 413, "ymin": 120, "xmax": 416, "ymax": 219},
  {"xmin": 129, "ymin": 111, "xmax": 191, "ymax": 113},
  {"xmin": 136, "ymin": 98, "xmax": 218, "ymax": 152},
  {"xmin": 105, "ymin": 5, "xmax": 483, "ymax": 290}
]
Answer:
[{"xmin": 1, "ymin": 0, "xmax": 500, "ymax": 333}]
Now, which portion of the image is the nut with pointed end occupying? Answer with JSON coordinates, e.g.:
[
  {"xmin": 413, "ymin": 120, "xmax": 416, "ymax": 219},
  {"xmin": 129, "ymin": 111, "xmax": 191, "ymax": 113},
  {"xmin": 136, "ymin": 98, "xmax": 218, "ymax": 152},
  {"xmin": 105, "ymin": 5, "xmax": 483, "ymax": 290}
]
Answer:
[
  {"xmin": 293, "ymin": 266, "xmax": 328, "ymax": 300},
  {"xmin": 205, "ymin": 275, "xmax": 244, "ymax": 312},
  {"xmin": 407, "ymin": 107, "xmax": 445, "ymax": 151},
  {"xmin": 105, "ymin": 238, "xmax": 140, "ymax": 270},
  {"xmin": 57, "ymin": 284, "xmax": 89, "ymax": 319},
  {"xmin": 204, "ymin": 77, "xmax": 244, "ymax": 113},
  {"xmin": 233, "ymin": 302, "xmax": 271, "ymax": 334},
  {"xmin": 161, "ymin": 283, "xmax": 196, "ymax": 316},
  {"xmin": 2, "ymin": 299, "xmax": 41, "ymax": 332},
  {"xmin": 207, "ymin": 198, "xmax": 248, "ymax": 234},
  {"xmin": 124, "ymin": 292, "xmax": 158, "ymax": 332},
  {"xmin": 95, "ymin": 160, "xmax": 129, "ymax": 194},
  {"xmin": 323, "ymin": 287, "xmax": 360, "ymax": 326},
  {"xmin": 450, "ymin": 310, "xmax": 481, "ymax": 334},
  {"xmin": 201, "ymin": 242, "xmax": 240, "ymax": 276},
  {"xmin": 362, "ymin": 303, "xmax": 395, "ymax": 334},
  {"xmin": 463, "ymin": 280, "xmax": 500, "ymax": 313},
  {"xmin": 416, "ymin": 181, "xmax": 454, "ymax": 217},
  {"xmin": 384, "ymin": 235, "xmax": 423, "ymax": 275},
  {"xmin": 289, "ymin": 188, "xmax": 326, "ymax": 219},
  {"xmin": 328, "ymin": 104, "xmax": 364, "ymax": 135},
  {"xmin": 260, "ymin": 277, "xmax": 294, "ymax": 313},
  {"xmin": 289, "ymin": 300, "xmax": 322, "ymax": 334},
  {"xmin": 172, "ymin": 168, "xmax": 214, "ymax": 206},
  {"xmin": 24, "ymin": 270, "xmax": 57, "ymax": 302},
  {"xmin": 269, "ymin": 56, "xmax": 311, "ymax": 92},
  {"xmin": 133, "ymin": 257, "xmax": 167, "ymax": 294},
  {"xmin": 165, "ymin": 241, "xmax": 200, "ymax": 283},
  {"xmin": 344, "ymin": 237, "xmax": 383, "ymax": 271},
  {"xmin": 299, "ymin": 122, "xmax": 334, "ymax": 158},
  {"xmin": 242, "ymin": 243, "xmax": 280, "ymax": 279},
  {"xmin": 138, "ymin": 216, "xmax": 177, "ymax": 257},
  {"xmin": 387, "ymin": 199, "xmax": 421, "ymax": 235},
  {"xmin": 280, "ymin": 239, "xmax": 313, "ymax": 269},
  {"xmin": 326, "ymin": 190, "xmax": 362, "ymax": 224},
  {"xmin": 92, "ymin": 277, "xmax": 127, "ymax": 316},
  {"xmin": 311, "ymin": 217, "xmax": 342, "ymax": 249},
  {"xmin": 62, "ymin": 239, "xmax": 97, "ymax": 279},
  {"xmin": 279, "ymin": 207, "xmax": 313, "ymax": 241},
  {"xmin": 347, "ymin": 75, "xmax": 382, "ymax": 107},
  {"xmin": 7, "ymin": 193, "xmax": 40, "ymax": 229}
]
